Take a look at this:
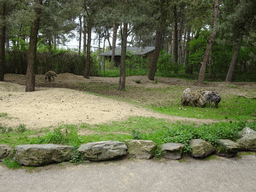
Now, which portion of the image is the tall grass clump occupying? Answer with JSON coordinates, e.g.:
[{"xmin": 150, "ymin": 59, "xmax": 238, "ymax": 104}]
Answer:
[{"xmin": 35, "ymin": 125, "xmax": 86, "ymax": 148}]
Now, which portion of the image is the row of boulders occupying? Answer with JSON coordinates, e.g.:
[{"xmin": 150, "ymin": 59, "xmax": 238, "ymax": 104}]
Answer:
[{"xmin": 0, "ymin": 127, "xmax": 256, "ymax": 167}]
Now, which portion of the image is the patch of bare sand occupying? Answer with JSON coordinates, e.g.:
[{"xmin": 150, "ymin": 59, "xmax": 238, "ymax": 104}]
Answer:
[{"xmin": 0, "ymin": 82, "xmax": 218, "ymax": 130}]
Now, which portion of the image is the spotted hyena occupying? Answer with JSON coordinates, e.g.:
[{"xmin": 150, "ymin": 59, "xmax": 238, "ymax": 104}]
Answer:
[
  {"xmin": 45, "ymin": 71, "xmax": 57, "ymax": 82},
  {"xmin": 203, "ymin": 91, "xmax": 221, "ymax": 108}
]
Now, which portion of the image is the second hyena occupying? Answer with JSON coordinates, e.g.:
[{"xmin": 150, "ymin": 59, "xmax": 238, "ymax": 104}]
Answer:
[{"xmin": 45, "ymin": 71, "xmax": 57, "ymax": 82}]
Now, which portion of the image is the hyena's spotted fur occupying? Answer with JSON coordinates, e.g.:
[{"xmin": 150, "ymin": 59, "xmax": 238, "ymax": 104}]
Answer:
[{"xmin": 45, "ymin": 71, "xmax": 57, "ymax": 82}]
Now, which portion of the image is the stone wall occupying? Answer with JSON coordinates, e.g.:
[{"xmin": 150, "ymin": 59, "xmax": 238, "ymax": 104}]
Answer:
[{"xmin": 1, "ymin": 127, "xmax": 256, "ymax": 167}]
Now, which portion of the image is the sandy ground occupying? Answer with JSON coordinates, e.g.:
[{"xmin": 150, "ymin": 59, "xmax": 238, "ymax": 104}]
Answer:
[
  {"xmin": 0, "ymin": 81, "xmax": 218, "ymax": 130},
  {"xmin": 1, "ymin": 73, "xmax": 255, "ymax": 130}
]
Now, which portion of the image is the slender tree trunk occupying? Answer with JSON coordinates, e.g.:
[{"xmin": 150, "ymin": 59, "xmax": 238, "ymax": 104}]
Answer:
[
  {"xmin": 84, "ymin": 20, "xmax": 91, "ymax": 79},
  {"xmin": 225, "ymin": 35, "xmax": 243, "ymax": 82},
  {"xmin": 173, "ymin": 4, "xmax": 178, "ymax": 74},
  {"xmin": 178, "ymin": 22, "xmax": 183, "ymax": 64},
  {"xmin": 78, "ymin": 15, "xmax": 82, "ymax": 55},
  {"xmin": 148, "ymin": 0, "xmax": 166, "ymax": 80},
  {"xmin": 111, "ymin": 21, "xmax": 118, "ymax": 64},
  {"xmin": 83, "ymin": 15, "xmax": 87, "ymax": 55},
  {"xmin": 0, "ymin": 1, "xmax": 6, "ymax": 81},
  {"xmin": 98, "ymin": 33, "xmax": 101, "ymax": 54},
  {"xmin": 185, "ymin": 26, "xmax": 192, "ymax": 74},
  {"xmin": 106, "ymin": 30, "xmax": 111, "ymax": 50},
  {"xmin": 118, "ymin": 23, "xmax": 127, "ymax": 90},
  {"xmin": 26, "ymin": 0, "xmax": 42, "ymax": 92},
  {"xmin": 198, "ymin": 0, "xmax": 220, "ymax": 86},
  {"xmin": 148, "ymin": 29, "xmax": 164, "ymax": 80},
  {"xmin": 182, "ymin": 28, "xmax": 187, "ymax": 64},
  {"xmin": 54, "ymin": 35, "xmax": 57, "ymax": 53}
]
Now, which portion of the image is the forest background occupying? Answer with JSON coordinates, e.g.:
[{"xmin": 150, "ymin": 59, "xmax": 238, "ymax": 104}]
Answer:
[{"xmin": 0, "ymin": 0, "xmax": 256, "ymax": 91}]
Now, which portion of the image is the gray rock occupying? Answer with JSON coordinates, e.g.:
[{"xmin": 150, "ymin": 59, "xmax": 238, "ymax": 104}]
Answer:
[
  {"xmin": 14, "ymin": 144, "xmax": 74, "ymax": 166},
  {"xmin": 238, "ymin": 127, "xmax": 256, "ymax": 138},
  {"xmin": 190, "ymin": 139, "xmax": 216, "ymax": 158},
  {"xmin": 237, "ymin": 127, "xmax": 256, "ymax": 151},
  {"xmin": 125, "ymin": 140, "xmax": 157, "ymax": 159},
  {"xmin": 0, "ymin": 145, "xmax": 12, "ymax": 160},
  {"xmin": 161, "ymin": 143, "xmax": 184, "ymax": 160},
  {"xmin": 217, "ymin": 139, "xmax": 239, "ymax": 158},
  {"xmin": 78, "ymin": 141, "xmax": 127, "ymax": 161}
]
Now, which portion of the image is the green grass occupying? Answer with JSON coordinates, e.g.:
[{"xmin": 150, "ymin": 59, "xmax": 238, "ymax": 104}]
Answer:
[{"xmin": 3, "ymin": 158, "xmax": 22, "ymax": 169}]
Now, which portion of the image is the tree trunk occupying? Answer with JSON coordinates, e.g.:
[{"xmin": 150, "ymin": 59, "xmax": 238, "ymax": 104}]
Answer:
[
  {"xmin": 148, "ymin": 0, "xmax": 166, "ymax": 80},
  {"xmin": 225, "ymin": 35, "xmax": 243, "ymax": 82},
  {"xmin": 111, "ymin": 21, "xmax": 118, "ymax": 64},
  {"xmin": 83, "ymin": 15, "xmax": 86, "ymax": 55},
  {"xmin": 185, "ymin": 26, "xmax": 192, "ymax": 74},
  {"xmin": 173, "ymin": 4, "xmax": 178, "ymax": 74},
  {"xmin": 118, "ymin": 23, "xmax": 127, "ymax": 90},
  {"xmin": 78, "ymin": 15, "xmax": 82, "ymax": 55},
  {"xmin": 197, "ymin": 0, "xmax": 220, "ymax": 86},
  {"xmin": 26, "ymin": 0, "xmax": 42, "ymax": 92},
  {"xmin": 0, "ymin": 1, "xmax": 6, "ymax": 81},
  {"xmin": 83, "ymin": 20, "xmax": 91, "ymax": 79},
  {"xmin": 148, "ymin": 29, "xmax": 164, "ymax": 80}
]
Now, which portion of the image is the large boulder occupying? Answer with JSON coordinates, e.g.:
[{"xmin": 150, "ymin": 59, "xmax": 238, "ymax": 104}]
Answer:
[
  {"xmin": 190, "ymin": 139, "xmax": 216, "ymax": 158},
  {"xmin": 237, "ymin": 127, "xmax": 256, "ymax": 151},
  {"xmin": 181, "ymin": 88, "xmax": 206, "ymax": 107},
  {"xmin": 14, "ymin": 144, "xmax": 74, "ymax": 166},
  {"xmin": 161, "ymin": 143, "xmax": 184, "ymax": 160},
  {"xmin": 78, "ymin": 141, "xmax": 127, "ymax": 161},
  {"xmin": 0, "ymin": 145, "xmax": 12, "ymax": 160},
  {"xmin": 217, "ymin": 139, "xmax": 239, "ymax": 158},
  {"xmin": 125, "ymin": 140, "xmax": 157, "ymax": 159}
]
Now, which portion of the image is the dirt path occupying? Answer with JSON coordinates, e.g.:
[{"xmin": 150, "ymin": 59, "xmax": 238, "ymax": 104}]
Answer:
[{"xmin": 1, "ymin": 155, "xmax": 256, "ymax": 192}]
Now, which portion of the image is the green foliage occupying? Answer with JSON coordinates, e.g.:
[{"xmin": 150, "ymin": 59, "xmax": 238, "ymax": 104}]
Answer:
[
  {"xmin": 16, "ymin": 124, "xmax": 27, "ymax": 133},
  {"xmin": 70, "ymin": 149, "xmax": 82, "ymax": 164},
  {"xmin": 0, "ymin": 113, "xmax": 8, "ymax": 117},
  {"xmin": 141, "ymin": 120, "xmax": 254, "ymax": 155},
  {"xmin": 35, "ymin": 126, "xmax": 87, "ymax": 148},
  {"xmin": 157, "ymin": 50, "xmax": 183, "ymax": 77},
  {"xmin": 131, "ymin": 130, "xmax": 142, "ymax": 140},
  {"xmin": 126, "ymin": 51, "xmax": 149, "ymax": 76},
  {"xmin": 3, "ymin": 158, "xmax": 22, "ymax": 169}
]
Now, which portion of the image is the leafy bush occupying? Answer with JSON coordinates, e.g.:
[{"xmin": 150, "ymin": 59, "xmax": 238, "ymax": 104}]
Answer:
[{"xmin": 157, "ymin": 50, "xmax": 183, "ymax": 76}]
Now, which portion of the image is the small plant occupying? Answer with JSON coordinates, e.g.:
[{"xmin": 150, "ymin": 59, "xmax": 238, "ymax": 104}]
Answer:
[
  {"xmin": 0, "ymin": 113, "xmax": 8, "ymax": 117},
  {"xmin": 226, "ymin": 84, "xmax": 238, "ymax": 88},
  {"xmin": 131, "ymin": 130, "xmax": 142, "ymax": 140},
  {"xmin": 16, "ymin": 124, "xmax": 27, "ymax": 133},
  {"xmin": 70, "ymin": 149, "xmax": 82, "ymax": 164},
  {"xmin": 3, "ymin": 158, "xmax": 22, "ymax": 169},
  {"xmin": 153, "ymin": 79, "xmax": 158, "ymax": 84},
  {"xmin": 135, "ymin": 80, "xmax": 141, "ymax": 84}
]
